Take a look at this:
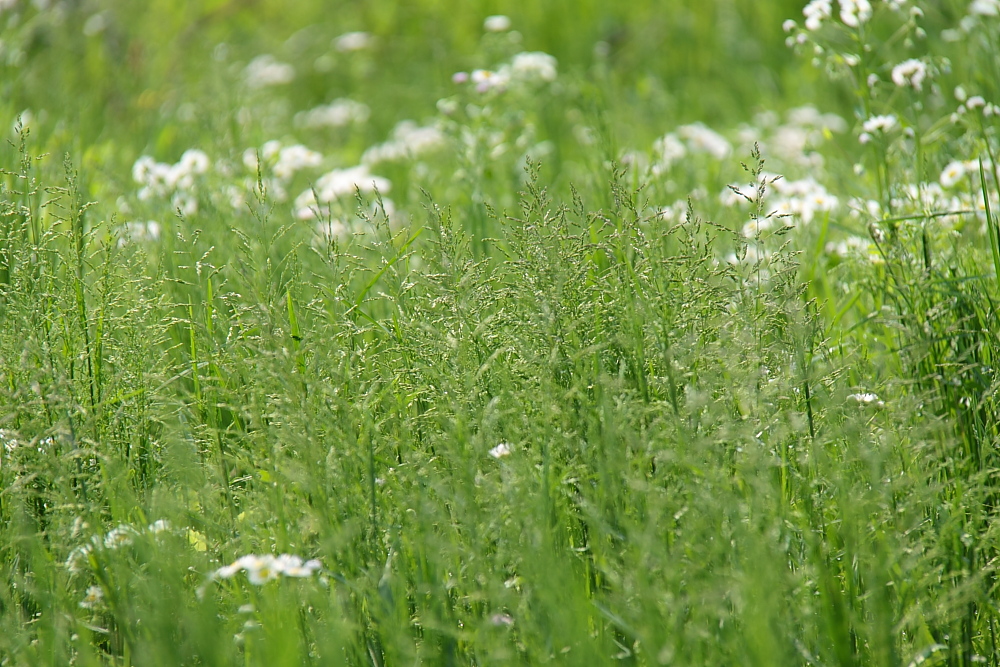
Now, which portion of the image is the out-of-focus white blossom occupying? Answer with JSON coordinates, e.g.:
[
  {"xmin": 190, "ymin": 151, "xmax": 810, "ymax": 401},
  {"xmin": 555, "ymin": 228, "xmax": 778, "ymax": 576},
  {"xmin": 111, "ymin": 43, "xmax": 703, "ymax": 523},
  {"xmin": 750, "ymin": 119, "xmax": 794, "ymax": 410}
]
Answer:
[
  {"xmin": 334, "ymin": 31, "xmax": 373, "ymax": 52},
  {"xmin": 483, "ymin": 15, "xmax": 512, "ymax": 32},
  {"xmin": 213, "ymin": 554, "xmax": 322, "ymax": 584},
  {"xmin": 294, "ymin": 165, "xmax": 391, "ymax": 220},
  {"xmin": 295, "ymin": 99, "xmax": 370, "ymax": 129},
  {"xmin": 488, "ymin": 442, "xmax": 512, "ymax": 459},
  {"xmin": 510, "ymin": 52, "xmax": 558, "ymax": 83},
  {"xmin": 970, "ymin": 0, "xmax": 1000, "ymax": 16},
  {"xmin": 79, "ymin": 586, "xmax": 104, "ymax": 609},
  {"xmin": 891, "ymin": 59, "xmax": 927, "ymax": 91},
  {"xmin": 839, "ymin": 0, "xmax": 872, "ymax": 27},
  {"xmin": 803, "ymin": 0, "xmax": 833, "ymax": 30},
  {"xmin": 244, "ymin": 55, "xmax": 295, "ymax": 88},
  {"xmin": 362, "ymin": 121, "xmax": 446, "ymax": 164},
  {"xmin": 862, "ymin": 114, "xmax": 898, "ymax": 133},
  {"xmin": 677, "ymin": 123, "xmax": 731, "ymax": 160},
  {"xmin": 847, "ymin": 392, "xmax": 885, "ymax": 407},
  {"xmin": 273, "ymin": 145, "xmax": 323, "ymax": 181},
  {"xmin": 939, "ymin": 161, "xmax": 967, "ymax": 188}
]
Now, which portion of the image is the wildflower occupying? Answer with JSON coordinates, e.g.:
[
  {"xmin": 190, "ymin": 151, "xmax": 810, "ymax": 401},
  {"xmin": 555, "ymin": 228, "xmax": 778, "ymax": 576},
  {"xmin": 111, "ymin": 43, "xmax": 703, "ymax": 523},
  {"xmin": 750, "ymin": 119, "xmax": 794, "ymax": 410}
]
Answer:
[
  {"xmin": 334, "ymin": 31, "xmax": 373, "ymax": 52},
  {"xmin": 862, "ymin": 114, "xmax": 897, "ymax": 133},
  {"xmin": 171, "ymin": 191, "xmax": 198, "ymax": 217},
  {"xmin": 483, "ymin": 15, "xmax": 512, "ymax": 32},
  {"xmin": 891, "ymin": 59, "xmax": 927, "ymax": 91},
  {"xmin": 295, "ymin": 99, "xmax": 370, "ymax": 129},
  {"xmin": 244, "ymin": 55, "xmax": 295, "ymax": 88},
  {"xmin": 510, "ymin": 52, "xmax": 558, "ymax": 83},
  {"xmin": 966, "ymin": 96, "xmax": 986, "ymax": 110},
  {"xmin": 677, "ymin": 123, "xmax": 731, "ymax": 160},
  {"xmin": 847, "ymin": 392, "xmax": 885, "ymax": 407},
  {"xmin": 839, "ymin": 0, "xmax": 872, "ymax": 27},
  {"xmin": 782, "ymin": 19, "xmax": 797, "ymax": 32},
  {"xmin": 79, "ymin": 586, "xmax": 103, "ymax": 609},
  {"xmin": 213, "ymin": 554, "xmax": 321, "ymax": 584},
  {"xmin": 803, "ymin": 0, "xmax": 833, "ymax": 30},
  {"xmin": 488, "ymin": 442, "xmax": 512, "ymax": 459},
  {"xmin": 104, "ymin": 525, "xmax": 136, "ymax": 549},
  {"xmin": 451, "ymin": 71, "xmax": 470, "ymax": 84},
  {"xmin": 273, "ymin": 145, "xmax": 323, "ymax": 181},
  {"xmin": 970, "ymin": 0, "xmax": 1000, "ymax": 16},
  {"xmin": 470, "ymin": 68, "xmax": 509, "ymax": 93},
  {"xmin": 490, "ymin": 613, "xmax": 515, "ymax": 627},
  {"xmin": 178, "ymin": 149, "xmax": 210, "ymax": 175},
  {"xmin": 148, "ymin": 519, "xmax": 171, "ymax": 534},
  {"xmin": 65, "ymin": 545, "xmax": 92, "ymax": 574},
  {"xmin": 939, "ymin": 161, "xmax": 966, "ymax": 188},
  {"xmin": 276, "ymin": 554, "xmax": 322, "ymax": 577},
  {"xmin": 652, "ymin": 133, "xmax": 687, "ymax": 171},
  {"xmin": 362, "ymin": 120, "xmax": 446, "ymax": 164}
]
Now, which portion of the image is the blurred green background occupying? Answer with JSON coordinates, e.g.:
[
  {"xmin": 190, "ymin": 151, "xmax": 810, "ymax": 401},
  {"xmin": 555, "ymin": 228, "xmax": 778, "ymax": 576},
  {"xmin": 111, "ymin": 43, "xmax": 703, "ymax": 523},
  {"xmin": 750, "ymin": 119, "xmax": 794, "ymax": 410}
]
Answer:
[{"xmin": 1, "ymin": 0, "xmax": 816, "ymax": 167}]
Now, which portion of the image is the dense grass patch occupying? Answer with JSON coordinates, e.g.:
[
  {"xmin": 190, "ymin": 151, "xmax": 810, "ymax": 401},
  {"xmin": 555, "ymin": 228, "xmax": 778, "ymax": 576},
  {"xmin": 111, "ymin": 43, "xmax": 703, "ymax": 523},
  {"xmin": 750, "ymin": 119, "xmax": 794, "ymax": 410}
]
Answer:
[{"xmin": 2, "ymin": 1, "xmax": 1000, "ymax": 665}]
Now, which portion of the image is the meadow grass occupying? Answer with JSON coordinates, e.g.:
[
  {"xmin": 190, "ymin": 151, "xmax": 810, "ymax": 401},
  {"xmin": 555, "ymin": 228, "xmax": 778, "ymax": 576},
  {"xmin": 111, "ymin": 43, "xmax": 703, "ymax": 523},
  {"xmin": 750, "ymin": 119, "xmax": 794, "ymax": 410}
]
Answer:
[{"xmin": 2, "ymin": 0, "xmax": 1000, "ymax": 665}]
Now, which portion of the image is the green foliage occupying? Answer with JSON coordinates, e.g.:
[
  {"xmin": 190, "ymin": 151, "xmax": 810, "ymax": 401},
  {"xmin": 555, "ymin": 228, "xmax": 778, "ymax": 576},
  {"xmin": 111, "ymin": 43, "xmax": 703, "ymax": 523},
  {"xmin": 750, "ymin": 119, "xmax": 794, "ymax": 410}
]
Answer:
[{"xmin": 2, "ymin": 0, "xmax": 1000, "ymax": 665}]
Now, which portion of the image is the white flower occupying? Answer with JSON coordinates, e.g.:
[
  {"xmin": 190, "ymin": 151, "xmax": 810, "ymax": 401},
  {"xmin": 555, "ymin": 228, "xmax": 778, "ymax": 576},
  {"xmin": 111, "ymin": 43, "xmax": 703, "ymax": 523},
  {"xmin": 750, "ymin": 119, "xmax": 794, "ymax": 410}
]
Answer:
[
  {"xmin": 172, "ymin": 191, "xmax": 198, "ymax": 217},
  {"xmin": 782, "ymin": 19, "xmax": 797, "ymax": 32},
  {"xmin": 891, "ymin": 59, "xmax": 927, "ymax": 91},
  {"xmin": 244, "ymin": 55, "xmax": 295, "ymax": 88},
  {"xmin": 295, "ymin": 99, "xmax": 370, "ymax": 129},
  {"xmin": 276, "ymin": 554, "xmax": 323, "ymax": 577},
  {"xmin": 677, "ymin": 123, "xmax": 731, "ymax": 160},
  {"xmin": 65, "ymin": 545, "xmax": 92, "ymax": 574},
  {"xmin": 79, "ymin": 585, "xmax": 103, "ymax": 609},
  {"xmin": 967, "ymin": 96, "xmax": 986, "ymax": 110},
  {"xmin": 803, "ymin": 0, "xmax": 833, "ymax": 30},
  {"xmin": 970, "ymin": 0, "xmax": 1000, "ymax": 15},
  {"xmin": 847, "ymin": 392, "xmax": 885, "ymax": 407},
  {"xmin": 104, "ymin": 525, "xmax": 136, "ymax": 549},
  {"xmin": 148, "ymin": 519, "xmax": 171, "ymax": 534},
  {"xmin": 839, "ymin": 0, "xmax": 872, "ymax": 27},
  {"xmin": 334, "ymin": 31, "xmax": 373, "ymax": 52},
  {"xmin": 488, "ymin": 442, "xmax": 512, "ymax": 459},
  {"xmin": 652, "ymin": 133, "xmax": 687, "ymax": 171},
  {"xmin": 273, "ymin": 145, "xmax": 323, "ymax": 181},
  {"xmin": 510, "ymin": 52, "xmax": 558, "ymax": 83},
  {"xmin": 483, "ymin": 15, "xmax": 512, "ymax": 32},
  {"xmin": 178, "ymin": 149, "xmax": 210, "ymax": 175},
  {"xmin": 940, "ymin": 161, "xmax": 967, "ymax": 188},
  {"xmin": 362, "ymin": 120, "xmax": 446, "ymax": 164},
  {"xmin": 293, "ymin": 165, "xmax": 391, "ymax": 220},
  {"xmin": 862, "ymin": 114, "xmax": 898, "ymax": 133},
  {"xmin": 470, "ymin": 68, "xmax": 510, "ymax": 92},
  {"xmin": 213, "ymin": 554, "xmax": 321, "ymax": 583}
]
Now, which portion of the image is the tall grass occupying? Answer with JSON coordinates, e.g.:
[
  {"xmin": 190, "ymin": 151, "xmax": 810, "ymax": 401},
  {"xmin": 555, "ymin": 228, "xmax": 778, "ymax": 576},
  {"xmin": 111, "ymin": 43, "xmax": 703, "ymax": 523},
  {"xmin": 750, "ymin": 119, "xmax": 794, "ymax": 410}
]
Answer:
[{"xmin": 2, "ymin": 0, "xmax": 1000, "ymax": 665}]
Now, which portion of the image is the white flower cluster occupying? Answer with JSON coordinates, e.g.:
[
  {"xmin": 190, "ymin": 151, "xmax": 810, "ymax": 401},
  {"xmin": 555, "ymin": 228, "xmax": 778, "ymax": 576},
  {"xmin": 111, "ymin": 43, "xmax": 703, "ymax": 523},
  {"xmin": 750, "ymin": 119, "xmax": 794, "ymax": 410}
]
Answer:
[
  {"xmin": 803, "ymin": 0, "xmax": 833, "ymax": 30},
  {"xmin": 652, "ymin": 123, "xmax": 731, "ymax": 173},
  {"xmin": 65, "ymin": 520, "xmax": 172, "ymax": 574},
  {"xmin": 295, "ymin": 98, "xmax": 370, "ymax": 129},
  {"xmin": 333, "ymin": 31, "xmax": 373, "ymax": 52},
  {"xmin": 770, "ymin": 177, "xmax": 839, "ymax": 224},
  {"xmin": 455, "ymin": 51, "xmax": 559, "ymax": 93},
  {"xmin": 488, "ymin": 442, "xmax": 512, "ymax": 459},
  {"xmin": 859, "ymin": 114, "xmax": 897, "ymax": 143},
  {"xmin": 244, "ymin": 54, "xmax": 295, "ymax": 88},
  {"xmin": 213, "ymin": 554, "xmax": 322, "ymax": 585},
  {"xmin": 483, "ymin": 15, "xmax": 512, "ymax": 32},
  {"xmin": 293, "ymin": 165, "xmax": 391, "ymax": 221},
  {"xmin": 132, "ymin": 150, "xmax": 210, "ymax": 215},
  {"xmin": 839, "ymin": 0, "xmax": 873, "ymax": 27},
  {"xmin": 847, "ymin": 392, "xmax": 885, "ymax": 407},
  {"xmin": 890, "ymin": 59, "xmax": 927, "ymax": 91},
  {"xmin": 362, "ymin": 120, "xmax": 446, "ymax": 164}
]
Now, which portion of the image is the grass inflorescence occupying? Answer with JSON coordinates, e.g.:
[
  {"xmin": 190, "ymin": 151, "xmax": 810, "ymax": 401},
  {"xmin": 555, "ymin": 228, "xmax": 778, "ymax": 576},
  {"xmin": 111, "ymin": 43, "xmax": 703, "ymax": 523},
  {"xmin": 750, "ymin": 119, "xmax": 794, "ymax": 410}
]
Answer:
[{"xmin": 2, "ymin": 1, "xmax": 1000, "ymax": 665}]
